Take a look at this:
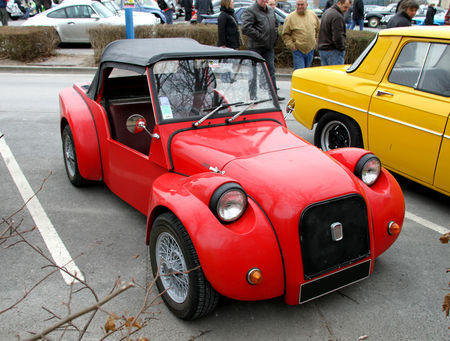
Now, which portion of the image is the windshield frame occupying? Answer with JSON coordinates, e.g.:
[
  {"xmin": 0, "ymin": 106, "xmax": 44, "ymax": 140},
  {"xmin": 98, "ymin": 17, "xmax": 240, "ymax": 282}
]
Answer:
[{"xmin": 149, "ymin": 57, "xmax": 279, "ymax": 125}]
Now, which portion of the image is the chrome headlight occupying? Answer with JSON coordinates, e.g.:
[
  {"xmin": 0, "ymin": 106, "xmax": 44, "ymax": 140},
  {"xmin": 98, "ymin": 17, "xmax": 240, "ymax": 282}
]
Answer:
[
  {"xmin": 210, "ymin": 183, "xmax": 247, "ymax": 223},
  {"xmin": 355, "ymin": 154, "xmax": 381, "ymax": 186}
]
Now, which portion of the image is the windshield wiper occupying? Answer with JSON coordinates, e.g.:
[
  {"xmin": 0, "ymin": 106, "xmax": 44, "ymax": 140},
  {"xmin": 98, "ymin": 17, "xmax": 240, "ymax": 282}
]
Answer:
[
  {"xmin": 226, "ymin": 98, "xmax": 272, "ymax": 123},
  {"xmin": 193, "ymin": 101, "xmax": 244, "ymax": 127}
]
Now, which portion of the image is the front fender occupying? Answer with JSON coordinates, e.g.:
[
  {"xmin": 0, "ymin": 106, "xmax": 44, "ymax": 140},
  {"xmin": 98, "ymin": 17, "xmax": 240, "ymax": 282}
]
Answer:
[
  {"xmin": 327, "ymin": 147, "xmax": 405, "ymax": 257},
  {"xmin": 59, "ymin": 87, "xmax": 102, "ymax": 181},
  {"xmin": 146, "ymin": 172, "xmax": 285, "ymax": 301}
]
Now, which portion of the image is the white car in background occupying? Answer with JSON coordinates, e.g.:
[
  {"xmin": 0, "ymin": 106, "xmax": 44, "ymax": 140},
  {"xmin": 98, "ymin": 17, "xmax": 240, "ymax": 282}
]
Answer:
[{"xmin": 23, "ymin": 0, "xmax": 158, "ymax": 43}]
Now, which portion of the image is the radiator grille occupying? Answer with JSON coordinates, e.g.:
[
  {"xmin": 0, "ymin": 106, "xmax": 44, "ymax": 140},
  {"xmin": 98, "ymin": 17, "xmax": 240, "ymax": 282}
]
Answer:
[{"xmin": 299, "ymin": 194, "xmax": 370, "ymax": 280}]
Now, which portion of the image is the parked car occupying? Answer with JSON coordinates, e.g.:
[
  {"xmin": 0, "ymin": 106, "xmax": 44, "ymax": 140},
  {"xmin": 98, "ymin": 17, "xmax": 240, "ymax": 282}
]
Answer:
[
  {"xmin": 190, "ymin": 0, "xmax": 252, "ymax": 23},
  {"xmin": 116, "ymin": 0, "xmax": 167, "ymax": 23},
  {"xmin": 202, "ymin": 5, "xmax": 288, "ymax": 25},
  {"xmin": 101, "ymin": 0, "xmax": 160, "ymax": 24},
  {"xmin": 411, "ymin": 5, "xmax": 446, "ymax": 25},
  {"xmin": 289, "ymin": 26, "xmax": 450, "ymax": 196},
  {"xmin": 23, "ymin": 0, "xmax": 157, "ymax": 43},
  {"xmin": 59, "ymin": 37, "xmax": 404, "ymax": 319},
  {"xmin": 364, "ymin": 2, "xmax": 396, "ymax": 27},
  {"xmin": 6, "ymin": 0, "xmax": 37, "ymax": 20}
]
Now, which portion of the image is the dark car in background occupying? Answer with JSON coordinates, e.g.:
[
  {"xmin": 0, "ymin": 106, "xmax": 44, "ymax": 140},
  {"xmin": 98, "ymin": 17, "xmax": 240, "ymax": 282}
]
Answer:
[
  {"xmin": 364, "ymin": 2, "xmax": 396, "ymax": 27},
  {"xmin": 202, "ymin": 5, "xmax": 288, "ymax": 25}
]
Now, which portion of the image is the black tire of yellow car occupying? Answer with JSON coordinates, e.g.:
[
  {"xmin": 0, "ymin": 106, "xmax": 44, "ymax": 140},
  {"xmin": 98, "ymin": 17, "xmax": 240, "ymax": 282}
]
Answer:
[
  {"xmin": 148, "ymin": 212, "xmax": 219, "ymax": 320},
  {"xmin": 62, "ymin": 125, "xmax": 88, "ymax": 187},
  {"xmin": 314, "ymin": 112, "xmax": 363, "ymax": 151}
]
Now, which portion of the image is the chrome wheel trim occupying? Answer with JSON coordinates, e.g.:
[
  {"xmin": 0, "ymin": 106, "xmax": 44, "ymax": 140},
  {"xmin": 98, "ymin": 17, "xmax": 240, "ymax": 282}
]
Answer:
[
  {"xmin": 64, "ymin": 133, "xmax": 76, "ymax": 178},
  {"xmin": 321, "ymin": 120, "xmax": 351, "ymax": 151},
  {"xmin": 155, "ymin": 232, "xmax": 189, "ymax": 303}
]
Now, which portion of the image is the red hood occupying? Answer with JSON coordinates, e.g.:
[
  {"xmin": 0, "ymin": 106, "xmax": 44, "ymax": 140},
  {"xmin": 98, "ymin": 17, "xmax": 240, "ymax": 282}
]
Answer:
[{"xmin": 170, "ymin": 121, "xmax": 362, "ymax": 210}]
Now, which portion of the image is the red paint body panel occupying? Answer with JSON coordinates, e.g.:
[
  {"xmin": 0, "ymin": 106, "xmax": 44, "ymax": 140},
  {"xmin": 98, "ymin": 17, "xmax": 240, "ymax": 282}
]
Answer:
[
  {"xmin": 59, "ymin": 86, "xmax": 102, "ymax": 180},
  {"xmin": 60, "ymin": 55, "xmax": 405, "ymax": 307},
  {"xmin": 147, "ymin": 172, "xmax": 285, "ymax": 300}
]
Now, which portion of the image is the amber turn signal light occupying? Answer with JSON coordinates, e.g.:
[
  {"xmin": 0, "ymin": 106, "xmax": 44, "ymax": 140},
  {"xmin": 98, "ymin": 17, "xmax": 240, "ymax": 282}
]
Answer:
[
  {"xmin": 388, "ymin": 221, "xmax": 401, "ymax": 235},
  {"xmin": 247, "ymin": 268, "xmax": 263, "ymax": 285}
]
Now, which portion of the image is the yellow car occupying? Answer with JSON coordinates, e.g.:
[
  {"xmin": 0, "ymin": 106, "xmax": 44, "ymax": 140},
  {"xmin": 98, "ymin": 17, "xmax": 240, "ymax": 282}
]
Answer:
[{"xmin": 289, "ymin": 26, "xmax": 450, "ymax": 196}]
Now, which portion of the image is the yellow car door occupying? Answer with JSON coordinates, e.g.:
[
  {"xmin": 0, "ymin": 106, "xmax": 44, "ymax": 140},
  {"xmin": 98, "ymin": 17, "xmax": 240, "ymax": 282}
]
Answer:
[
  {"xmin": 434, "ymin": 117, "xmax": 450, "ymax": 194},
  {"xmin": 367, "ymin": 40, "xmax": 450, "ymax": 188}
]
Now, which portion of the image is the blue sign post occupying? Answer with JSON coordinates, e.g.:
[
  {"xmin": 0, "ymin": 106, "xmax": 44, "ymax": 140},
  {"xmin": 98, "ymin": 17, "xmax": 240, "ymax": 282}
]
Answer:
[{"xmin": 124, "ymin": 0, "xmax": 135, "ymax": 39}]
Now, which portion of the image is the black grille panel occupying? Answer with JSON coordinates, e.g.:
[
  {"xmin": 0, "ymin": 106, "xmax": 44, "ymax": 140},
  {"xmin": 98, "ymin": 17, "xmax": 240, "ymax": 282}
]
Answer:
[{"xmin": 299, "ymin": 194, "xmax": 370, "ymax": 279}]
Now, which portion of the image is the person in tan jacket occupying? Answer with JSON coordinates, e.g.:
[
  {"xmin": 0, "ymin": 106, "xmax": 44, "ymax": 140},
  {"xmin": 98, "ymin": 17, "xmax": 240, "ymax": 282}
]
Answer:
[{"xmin": 282, "ymin": 0, "xmax": 320, "ymax": 69}]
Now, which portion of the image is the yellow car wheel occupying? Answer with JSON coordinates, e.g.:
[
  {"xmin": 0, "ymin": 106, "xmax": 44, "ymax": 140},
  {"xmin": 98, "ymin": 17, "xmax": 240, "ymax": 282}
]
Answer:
[{"xmin": 314, "ymin": 112, "xmax": 363, "ymax": 151}]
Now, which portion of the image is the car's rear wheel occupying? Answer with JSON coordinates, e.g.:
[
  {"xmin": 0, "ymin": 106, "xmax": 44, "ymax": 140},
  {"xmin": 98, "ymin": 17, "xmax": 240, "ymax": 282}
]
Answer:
[
  {"xmin": 314, "ymin": 112, "xmax": 363, "ymax": 151},
  {"xmin": 367, "ymin": 16, "xmax": 380, "ymax": 28},
  {"xmin": 62, "ymin": 125, "xmax": 88, "ymax": 187},
  {"xmin": 148, "ymin": 212, "xmax": 219, "ymax": 320}
]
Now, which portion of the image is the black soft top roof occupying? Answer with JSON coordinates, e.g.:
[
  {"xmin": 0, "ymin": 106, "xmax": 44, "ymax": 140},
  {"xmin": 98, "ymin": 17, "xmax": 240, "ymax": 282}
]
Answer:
[
  {"xmin": 100, "ymin": 38, "xmax": 264, "ymax": 66},
  {"xmin": 87, "ymin": 38, "xmax": 265, "ymax": 99}
]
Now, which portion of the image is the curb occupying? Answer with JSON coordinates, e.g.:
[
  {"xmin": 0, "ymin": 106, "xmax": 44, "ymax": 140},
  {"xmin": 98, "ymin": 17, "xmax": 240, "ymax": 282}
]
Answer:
[
  {"xmin": 0, "ymin": 65, "xmax": 292, "ymax": 79},
  {"xmin": 0, "ymin": 65, "xmax": 97, "ymax": 74}
]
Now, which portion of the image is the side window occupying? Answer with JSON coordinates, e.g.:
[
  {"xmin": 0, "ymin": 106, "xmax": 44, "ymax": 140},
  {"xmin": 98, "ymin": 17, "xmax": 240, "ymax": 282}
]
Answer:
[
  {"xmin": 47, "ymin": 8, "xmax": 67, "ymax": 18},
  {"xmin": 388, "ymin": 42, "xmax": 428, "ymax": 88},
  {"xmin": 388, "ymin": 41, "xmax": 450, "ymax": 97},
  {"xmin": 417, "ymin": 43, "xmax": 450, "ymax": 97}
]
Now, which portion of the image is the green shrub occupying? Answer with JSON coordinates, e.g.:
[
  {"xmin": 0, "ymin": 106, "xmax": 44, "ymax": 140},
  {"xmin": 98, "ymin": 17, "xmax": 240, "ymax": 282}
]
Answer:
[
  {"xmin": 0, "ymin": 26, "xmax": 59, "ymax": 62},
  {"xmin": 90, "ymin": 24, "xmax": 376, "ymax": 69}
]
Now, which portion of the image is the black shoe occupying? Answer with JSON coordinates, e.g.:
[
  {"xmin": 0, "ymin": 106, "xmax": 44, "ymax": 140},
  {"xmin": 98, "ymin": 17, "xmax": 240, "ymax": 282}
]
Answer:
[
  {"xmin": 276, "ymin": 87, "xmax": 280, "ymax": 91},
  {"xmin": 277, "ymin": 95, "xmax": 285, "ymax": 101}
]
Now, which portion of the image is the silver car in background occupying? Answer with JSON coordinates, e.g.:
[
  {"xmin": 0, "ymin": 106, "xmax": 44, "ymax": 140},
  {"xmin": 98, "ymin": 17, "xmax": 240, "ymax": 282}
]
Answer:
[{"xmin": 23, "ymin": 0, "xmax": 158, "ymax": 43}]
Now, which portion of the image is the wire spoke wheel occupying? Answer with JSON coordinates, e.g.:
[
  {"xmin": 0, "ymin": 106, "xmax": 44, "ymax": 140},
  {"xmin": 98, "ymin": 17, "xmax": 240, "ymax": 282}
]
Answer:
[
  {"xmin": 149, "ymin": 212, "xmax": 219, "ymax": 320},
  {"xmin": 156, "ymin": 232, "xmax": 189, "ymax": 303}
]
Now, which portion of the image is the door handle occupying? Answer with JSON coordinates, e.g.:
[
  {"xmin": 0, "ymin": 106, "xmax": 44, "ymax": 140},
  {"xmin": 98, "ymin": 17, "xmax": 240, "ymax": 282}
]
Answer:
[{"xmin": 376, "ymin": 90, "xmax": 394, "ymax": 96}]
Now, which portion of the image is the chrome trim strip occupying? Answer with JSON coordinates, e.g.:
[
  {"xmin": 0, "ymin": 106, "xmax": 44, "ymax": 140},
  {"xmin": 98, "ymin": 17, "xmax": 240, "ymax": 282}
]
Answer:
[
  {"xmin": 299, "ymin": 260, "xmax": 371, "ymax": 304},
  {"xmin": 291, "ymin": 88, "xmax": 367, "ymax": 114},
  {"xmin": 368, "ymin": 112, "xmax": 442, "ymax": 137},
  {"xmin": 444, "ymin": 135, "xmax": 450, "ymax": 140}
]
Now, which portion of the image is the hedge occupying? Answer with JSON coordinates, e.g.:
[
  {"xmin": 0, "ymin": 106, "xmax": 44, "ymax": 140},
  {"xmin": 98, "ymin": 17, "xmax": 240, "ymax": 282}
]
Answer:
[{"xmin": 0, "ymin": 23, "xmax": 376, "ymax": 67}]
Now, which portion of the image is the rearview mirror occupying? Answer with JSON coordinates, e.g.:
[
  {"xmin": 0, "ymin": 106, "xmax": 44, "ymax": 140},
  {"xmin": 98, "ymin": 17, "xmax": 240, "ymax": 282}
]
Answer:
[{"xmin": 126, "ymin": 114, "xmax": 146, "ymax": 134}]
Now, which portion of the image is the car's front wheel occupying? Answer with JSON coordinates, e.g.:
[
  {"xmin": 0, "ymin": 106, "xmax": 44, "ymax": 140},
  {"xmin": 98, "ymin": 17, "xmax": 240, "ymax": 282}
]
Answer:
[
  {"xmin": 314, "ymin": 112, "xmax": 363, "ymax": 151},
  {"xmin": 148, "ymin": 212, "xmax": 219, "ymax": 320},
  {"xmin": 367, "ymin": 16, "xmax": 380, "ymax": 28},
  {"xmin": 62, "ymin": 125, "xmax": 88, "ymax": 187}
]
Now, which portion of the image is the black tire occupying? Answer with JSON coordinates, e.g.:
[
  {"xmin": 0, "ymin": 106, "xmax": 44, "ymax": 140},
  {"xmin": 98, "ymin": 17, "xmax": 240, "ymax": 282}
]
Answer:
[
  {"xmin": 367, "ymin": 16, "xmax": 380, "ymax": 28},
  {"xmin": 62, "ymin": 125, "xmax": 88, "ymax": 187},
  {"xmin": 148, "ymin": 212, "xmax": 219, "ymax": 320},
  {"xmin": 314, "ymin": 112, "xmax": 363, "ymax": 151}
]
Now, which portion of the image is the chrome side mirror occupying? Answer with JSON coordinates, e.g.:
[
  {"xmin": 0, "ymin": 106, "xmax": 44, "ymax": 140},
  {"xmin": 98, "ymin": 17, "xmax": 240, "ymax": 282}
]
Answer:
[{"xmin": 126, "ymin": 114, "xmax": 160, "ymax": 139}]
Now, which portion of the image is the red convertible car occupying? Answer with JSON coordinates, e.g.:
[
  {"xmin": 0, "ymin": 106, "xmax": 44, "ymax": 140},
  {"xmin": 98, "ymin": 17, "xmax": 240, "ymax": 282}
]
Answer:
[{"xmin": 59, "ymin": 38, "xmax": 404, "ymax": 320}]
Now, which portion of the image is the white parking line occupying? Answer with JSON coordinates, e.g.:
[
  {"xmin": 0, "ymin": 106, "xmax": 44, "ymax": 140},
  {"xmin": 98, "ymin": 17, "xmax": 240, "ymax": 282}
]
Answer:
[
  {"xmin": 405, "ymin": 211, "xmax": 449, "ymax": 235},
  {"xmin": 0, "ymin": 132, "xmax": 84, "ymax": 284}
]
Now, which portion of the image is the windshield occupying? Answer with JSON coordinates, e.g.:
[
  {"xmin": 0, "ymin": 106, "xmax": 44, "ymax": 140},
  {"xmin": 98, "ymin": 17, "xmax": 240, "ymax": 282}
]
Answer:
[
  {"xmin": 92, "ymin": 1, "xmax": 116, "ymax": 17},
  {"xmin": 153, "ymin": 58, "xmax": 277, "ymax": 122},
  {"xmin": 347, "ymin": 35, "xmax": 378, "ymax": 73}
]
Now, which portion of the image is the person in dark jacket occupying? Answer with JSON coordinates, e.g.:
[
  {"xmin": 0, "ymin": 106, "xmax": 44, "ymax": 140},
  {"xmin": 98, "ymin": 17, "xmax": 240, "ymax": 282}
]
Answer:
[
  {"xmin": 242, "ymin": 0, "xmax": 284, "ymax": 100},
  {"xmin": 158, "ymin": 0, "xmax": 174, "ymax": 24},
  {"xmin": 184, "ymin": 0, "xmax": 193, "ymax": 21},
  {"xmin": 218, "ymin": 0, "xmax": 240, "ymax": 49},
  {"xmin": 318, "ymin": 0, "xmax": 351, "ymax": 65},
  {"xmin": 350, "ymin": 0, "xmax": 364, "ymax": 30},
  {"xmin": 323, "ymin": 0, "xmax": 334, "ymax": 11},
  {"xmin": 0, "ymin": 0, "xmax": 7, "ymax": 26},
  {"xmin": 196, "ymin": 0, "xmax": 213, "ymax": 23},
  {"xmin": 424, "ymin": 3, "xmax": 436, "ymax": 25},
  {"xmin": 387, "ymin": 0, "xmax": 418, "ymax": 28}
]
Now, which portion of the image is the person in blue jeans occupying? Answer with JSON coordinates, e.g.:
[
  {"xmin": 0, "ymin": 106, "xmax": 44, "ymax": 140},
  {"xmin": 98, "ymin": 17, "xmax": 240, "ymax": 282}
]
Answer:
[
  {"xmin": 157, "ymin": 0, "xmax": 174, "ymax": 24},
  {"xmin": 0, "ymin": 0, "xmax": 8, "ymax": 26},
  {"xmin": 318, "ymin": 0, "xmax": 351, "ymax": 65},
  {"xmin": 350, "ymin": 0, "xmax": 364, "ymax": 30}
]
